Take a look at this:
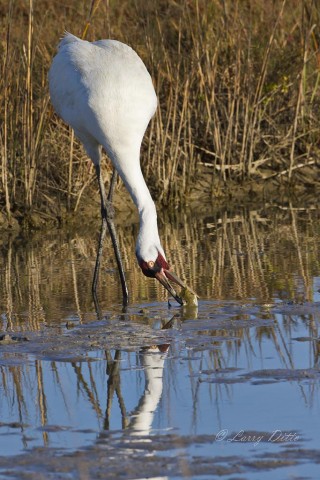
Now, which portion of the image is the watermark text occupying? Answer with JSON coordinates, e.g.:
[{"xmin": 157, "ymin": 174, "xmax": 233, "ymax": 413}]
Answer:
[{"xmin": 215, "ymin": 429, "xmax": 300, "ymax": 447}]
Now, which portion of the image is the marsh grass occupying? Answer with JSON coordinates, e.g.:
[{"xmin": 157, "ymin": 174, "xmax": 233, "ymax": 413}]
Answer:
[{"xmin": 1, "ymin": 0, "xmax": 320, "ymax": 224}]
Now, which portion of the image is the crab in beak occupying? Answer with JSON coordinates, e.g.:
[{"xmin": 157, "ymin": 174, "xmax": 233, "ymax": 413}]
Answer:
[{"xmin": 138, "ymin": 252, "xmax": 197, "ymax": 305}]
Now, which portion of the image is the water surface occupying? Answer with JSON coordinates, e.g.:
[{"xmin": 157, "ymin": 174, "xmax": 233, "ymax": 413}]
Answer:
[{"xmin": 1, "ymin": 204, "xmax": 320, "ymax": 479}]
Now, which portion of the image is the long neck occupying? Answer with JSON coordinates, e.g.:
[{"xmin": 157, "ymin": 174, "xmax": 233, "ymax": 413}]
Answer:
[
  {"xmin": 112, "ymin": 152, "xmax": 162, "ymax": 257},
  {"xmin": 111, "ymin": 148, "xmax": 153, "ymax": 210},
  {"xmin": 137, "ymin": 201, "xmax": 162, "ymax": 259}
]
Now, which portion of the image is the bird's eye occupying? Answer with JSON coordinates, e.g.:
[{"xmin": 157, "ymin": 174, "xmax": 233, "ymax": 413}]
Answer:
[{"xmin": 148, "ymin": 261, "xmax": 155, "ymax": 268}]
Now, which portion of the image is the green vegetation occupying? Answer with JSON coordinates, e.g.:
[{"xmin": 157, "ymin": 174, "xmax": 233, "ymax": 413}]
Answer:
[{"xmin": 1, "ymin": 0, "xmax": 320, "ymax": 227}]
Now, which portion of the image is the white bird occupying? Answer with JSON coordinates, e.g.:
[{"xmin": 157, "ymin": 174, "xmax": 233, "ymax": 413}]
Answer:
[{"xmin": 49, "ymin": 32, "xmax": 190, "ymax": 305}]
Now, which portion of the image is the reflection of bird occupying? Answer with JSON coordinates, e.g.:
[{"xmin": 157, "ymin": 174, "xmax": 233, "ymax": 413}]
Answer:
[
  {"xmin": 129, "ymin": 346, "xmax": 168, "ymax": 436},
  {"xmin": 49, "ymin": 33, "xmax": 190, "ymax": 305}
]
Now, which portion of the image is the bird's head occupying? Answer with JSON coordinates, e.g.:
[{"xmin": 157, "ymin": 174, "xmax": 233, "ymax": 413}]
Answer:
[{"xmin": 136, "ymin": 248, "xmax": 186, "ymax": 305}]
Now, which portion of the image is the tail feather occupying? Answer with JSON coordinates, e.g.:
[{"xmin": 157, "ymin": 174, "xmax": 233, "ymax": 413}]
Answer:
[{"xmin": 57, "ymin": 31, "xmax": 79, "ymax": 50}]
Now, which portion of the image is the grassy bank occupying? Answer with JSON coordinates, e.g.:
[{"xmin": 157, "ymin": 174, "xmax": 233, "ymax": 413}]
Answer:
[{"xmin": 1, "ymin": 0, "xmax": 320, "ymax": 228}]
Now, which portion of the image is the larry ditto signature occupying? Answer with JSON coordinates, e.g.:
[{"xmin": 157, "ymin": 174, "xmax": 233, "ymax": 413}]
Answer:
[{"xmin": 215, "ymin": 429, "xmax": 300, "ymax": 447}]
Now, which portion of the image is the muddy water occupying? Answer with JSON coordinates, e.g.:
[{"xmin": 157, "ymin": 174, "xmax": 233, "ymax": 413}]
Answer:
[{"xmin": 1, "ymin": 204, "xmax": 320, "ymax": 479}]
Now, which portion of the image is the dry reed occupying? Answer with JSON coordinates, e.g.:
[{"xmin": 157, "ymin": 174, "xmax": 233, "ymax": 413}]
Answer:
[{"xmin": 1, "ymin": 0, "xmax": 320, "ymax": 224}]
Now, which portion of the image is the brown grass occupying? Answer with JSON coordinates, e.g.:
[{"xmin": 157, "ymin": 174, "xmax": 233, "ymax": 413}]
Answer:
[{"xmin": 1, "ymin": 0, "xmax": 320, "ymax": 225}]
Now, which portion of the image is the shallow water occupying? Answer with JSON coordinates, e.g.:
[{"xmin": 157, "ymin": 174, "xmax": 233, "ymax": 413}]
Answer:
[{"xmin": 1, "ymin": 204, "xmax": 320, "ymax": 479}]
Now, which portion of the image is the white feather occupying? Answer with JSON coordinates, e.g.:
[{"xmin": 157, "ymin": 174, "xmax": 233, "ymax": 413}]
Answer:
[{"xmin": 49, "ymin": 33, "xmax": 164, "ymax": 262}]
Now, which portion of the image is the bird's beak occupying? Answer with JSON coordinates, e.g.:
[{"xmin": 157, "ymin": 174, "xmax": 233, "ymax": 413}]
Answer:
[{"xmin": 154, "ymin": 268, "xmax": 187, "ymax": 305}]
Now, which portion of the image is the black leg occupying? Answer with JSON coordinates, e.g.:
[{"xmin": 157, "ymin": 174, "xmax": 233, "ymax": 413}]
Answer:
[
  {"xmin": 108, "ymin": 168, "xmax": 118, "ymax": 203},
  {"xmin": 92, "ymin": 165, "xmax": 129, "ymax": 306},
  {"xmin": 106, "ymin": 214, "xmax": 129, "ymax": 305},
  {"xmin": 92, "ymin": 217, "xmax": 107, "ymax": 305}
]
